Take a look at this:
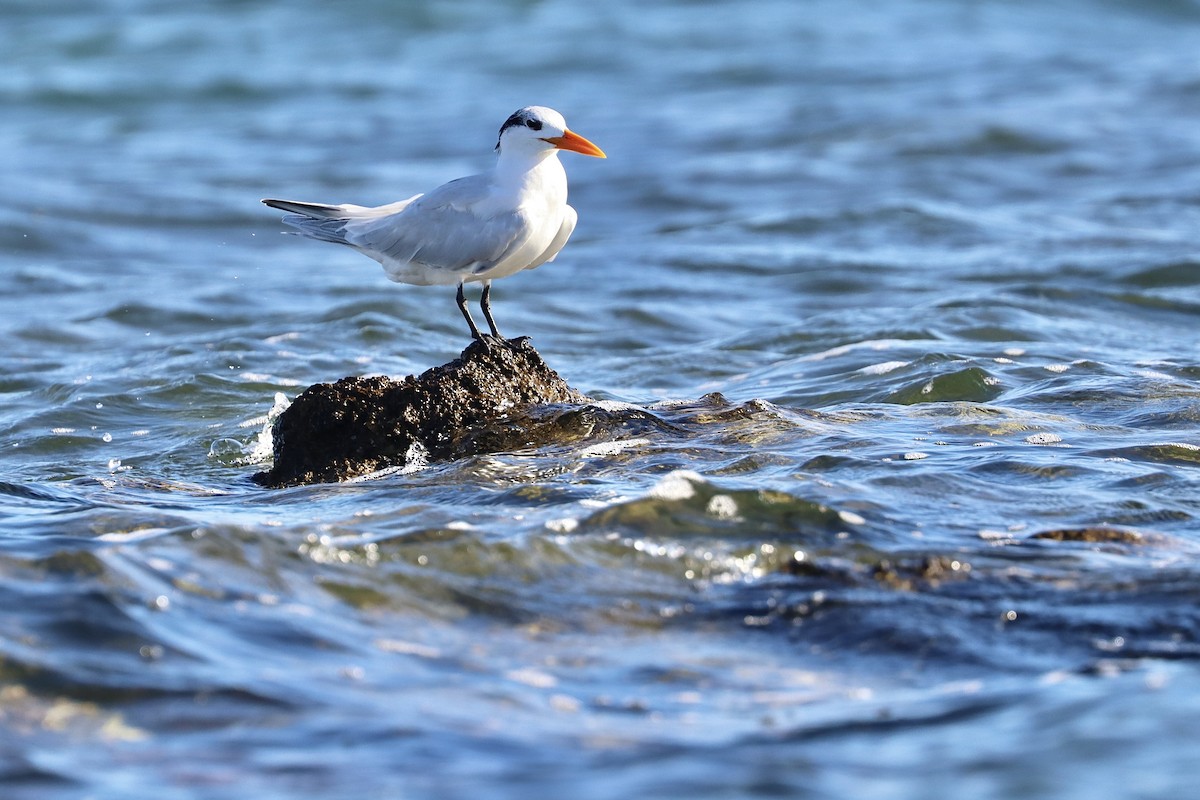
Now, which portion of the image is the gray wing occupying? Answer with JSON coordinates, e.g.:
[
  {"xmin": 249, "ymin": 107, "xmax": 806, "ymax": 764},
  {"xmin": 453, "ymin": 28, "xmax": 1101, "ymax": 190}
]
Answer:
[
  {"xmin": 523, "ymin": 204, "xmax": 577, "ymax": 271},
  {"xmin": 347, "ymin": 175, "xmax": 527, "ymax": 278}
]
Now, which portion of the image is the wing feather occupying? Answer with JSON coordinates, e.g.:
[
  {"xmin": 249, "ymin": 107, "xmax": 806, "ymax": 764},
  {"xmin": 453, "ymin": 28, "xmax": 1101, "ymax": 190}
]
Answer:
[
  {"xmin": 346, "ymin": 175, "xmax": 529, "ymax": 285},
  {"xmin": 523, "ymin": 204, "xmax": 577, "ymax": 271}
]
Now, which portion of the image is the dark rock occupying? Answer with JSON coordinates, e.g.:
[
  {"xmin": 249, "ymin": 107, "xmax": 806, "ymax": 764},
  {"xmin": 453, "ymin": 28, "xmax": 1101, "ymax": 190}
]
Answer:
[
  {"xmin": 871, "ymin": 554, "xmax": 972, "ymax": 591},
  {"xmin": 253, "ymin": 337, "xmax": 591, "ymax": 488},
  {"xmin": 1029, "ymin": 526, "xmax": 1161, "ymax": 545}
]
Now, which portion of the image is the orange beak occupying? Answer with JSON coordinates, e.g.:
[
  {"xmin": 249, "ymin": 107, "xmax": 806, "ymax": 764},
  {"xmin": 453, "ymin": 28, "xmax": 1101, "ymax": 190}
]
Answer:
[{"xmin": 543, "ymin": 129, "xmax": 606, "ymax": 158}]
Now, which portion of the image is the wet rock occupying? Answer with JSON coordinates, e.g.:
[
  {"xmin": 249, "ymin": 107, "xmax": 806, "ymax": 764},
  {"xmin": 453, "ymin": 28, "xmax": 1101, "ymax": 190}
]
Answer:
[
  {"xmin": 254, "ymin": 337, "xmax": 591, "ymax": 488},
  {"xmin": 871, "ymin": 554, "xmax": 972, "ymax": 591},
  {"xmin": 1029, "ymin": 526, "xmax": 1159, "ymax": 545}
]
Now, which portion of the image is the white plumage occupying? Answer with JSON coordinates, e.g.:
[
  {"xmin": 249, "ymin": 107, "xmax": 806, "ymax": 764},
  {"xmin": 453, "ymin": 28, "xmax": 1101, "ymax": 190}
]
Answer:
[{"xmin": 263, "ymin": 106, "xmax": 605, "ymax": 339}]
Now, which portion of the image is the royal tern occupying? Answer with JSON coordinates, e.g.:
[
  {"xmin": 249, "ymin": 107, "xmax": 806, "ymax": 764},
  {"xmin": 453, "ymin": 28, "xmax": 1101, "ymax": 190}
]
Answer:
[{"xmin": 263, "ymin": 106, "xmax": 605, "ymax": 340}]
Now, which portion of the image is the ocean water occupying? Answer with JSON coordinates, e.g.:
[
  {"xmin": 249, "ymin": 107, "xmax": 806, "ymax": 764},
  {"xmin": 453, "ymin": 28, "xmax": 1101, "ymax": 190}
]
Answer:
[{"xmin": 3, "ymin": 0, "xmax": 1200, "ymax": 797}]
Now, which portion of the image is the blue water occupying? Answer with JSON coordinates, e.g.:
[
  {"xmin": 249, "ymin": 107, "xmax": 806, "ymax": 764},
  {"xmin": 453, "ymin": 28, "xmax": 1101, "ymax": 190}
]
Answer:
[{"xmin": 3, "ymin": 1, "xmax": 1200, "ymax": 797}]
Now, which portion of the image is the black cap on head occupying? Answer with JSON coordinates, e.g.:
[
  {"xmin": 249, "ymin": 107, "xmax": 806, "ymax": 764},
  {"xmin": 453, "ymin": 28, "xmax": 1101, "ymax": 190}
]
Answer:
[{"xmin": 495, "ymin": 107, "xmax": 544, "ymax": 150}]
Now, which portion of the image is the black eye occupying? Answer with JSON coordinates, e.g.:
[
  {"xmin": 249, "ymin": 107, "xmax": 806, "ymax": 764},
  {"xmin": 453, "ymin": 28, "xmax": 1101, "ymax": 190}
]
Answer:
[{"xmin": 525, "ymin": 119, "xmax": 543, "ymax": 131}]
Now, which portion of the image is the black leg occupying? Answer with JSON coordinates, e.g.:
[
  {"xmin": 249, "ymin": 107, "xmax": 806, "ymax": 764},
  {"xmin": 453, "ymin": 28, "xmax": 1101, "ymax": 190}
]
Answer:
[
  {"xmin": 456, "ymin": 283, "xmax": 482, "ymax": 339},
  {"xmin": 480, "ymin": 281, "xmax": 503, "ymax": 339}
]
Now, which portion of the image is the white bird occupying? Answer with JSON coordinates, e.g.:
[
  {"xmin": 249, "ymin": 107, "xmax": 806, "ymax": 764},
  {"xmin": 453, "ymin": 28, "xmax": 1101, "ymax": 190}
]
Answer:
[{"xmin": 263, "ymin": 106, "xmax": 606, "ymax": 340}]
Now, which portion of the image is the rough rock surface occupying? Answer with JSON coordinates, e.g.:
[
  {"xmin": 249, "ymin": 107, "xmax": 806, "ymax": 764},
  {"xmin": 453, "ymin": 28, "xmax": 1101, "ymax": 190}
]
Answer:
[{"xmin": 254, "ymin": 337, "xmax": 591, "ymax": 488}]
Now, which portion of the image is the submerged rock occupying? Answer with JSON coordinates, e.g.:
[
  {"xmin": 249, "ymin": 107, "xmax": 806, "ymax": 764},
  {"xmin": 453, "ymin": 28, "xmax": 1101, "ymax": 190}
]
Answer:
[
  {"xmin": 254, "ymin": 337, "xmax": 591, "ymax": 488},
  {"xmin": 1029, "ymin": 526, "xmax": 1164, "ymax": 545}
]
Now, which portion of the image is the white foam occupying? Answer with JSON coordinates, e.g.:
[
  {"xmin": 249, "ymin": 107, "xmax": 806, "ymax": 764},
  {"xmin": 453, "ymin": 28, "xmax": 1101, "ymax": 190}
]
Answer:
[
  {"xmin": 344, "ymin": 441, "xmax": 429, "ymax": 483},
  {"xmin": 706, "ymin": 494, "xmax": 739, "ymax": 519},
  {"xmin": 97, "ymin": 527, "xmax": 171, "ymax": 544},
  {"xmin": 375, "ymin": 639, "xmax": 441, "ymax": 659},
  {"xmin": 801, "ymin": 338, "xmax": 905, "ymax": 362},
  {"xmin": 858, "ymin": 360, "xmax": 909, "ymax": 375},
  {"xmin": 579, "ymin": 438, "xmax": 650, "ymax": 458},
  {"xmin": 265, "ymin": 331, "xmax": 301, "ymax": 345},
  {"xmin": 506, "ymin": 668, "xmax": 557, "ymax": 689},
  {"xmin": 650, "ymin": 469, "xmax": 703, "ymax": 500},
  {"xmin": 401, "ymin": 439, "xmax": 429, "ymax": 473},
  {"xmin": 243, "ymin": 392, "xmax": 292, "ymax": 464},
  {"xmin": 838, "ymin": 510, "xmax": 866, "ymax": 526},
  {"xmin": 591, "ymin": 399, "xmax": 645, "ymax": 412}
]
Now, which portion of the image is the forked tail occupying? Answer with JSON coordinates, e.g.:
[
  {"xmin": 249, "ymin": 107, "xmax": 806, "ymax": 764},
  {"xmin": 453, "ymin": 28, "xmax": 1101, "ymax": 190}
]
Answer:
[{"xmin": 262, "ymin": 198, "xmax": 352, "ymax": 245}]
